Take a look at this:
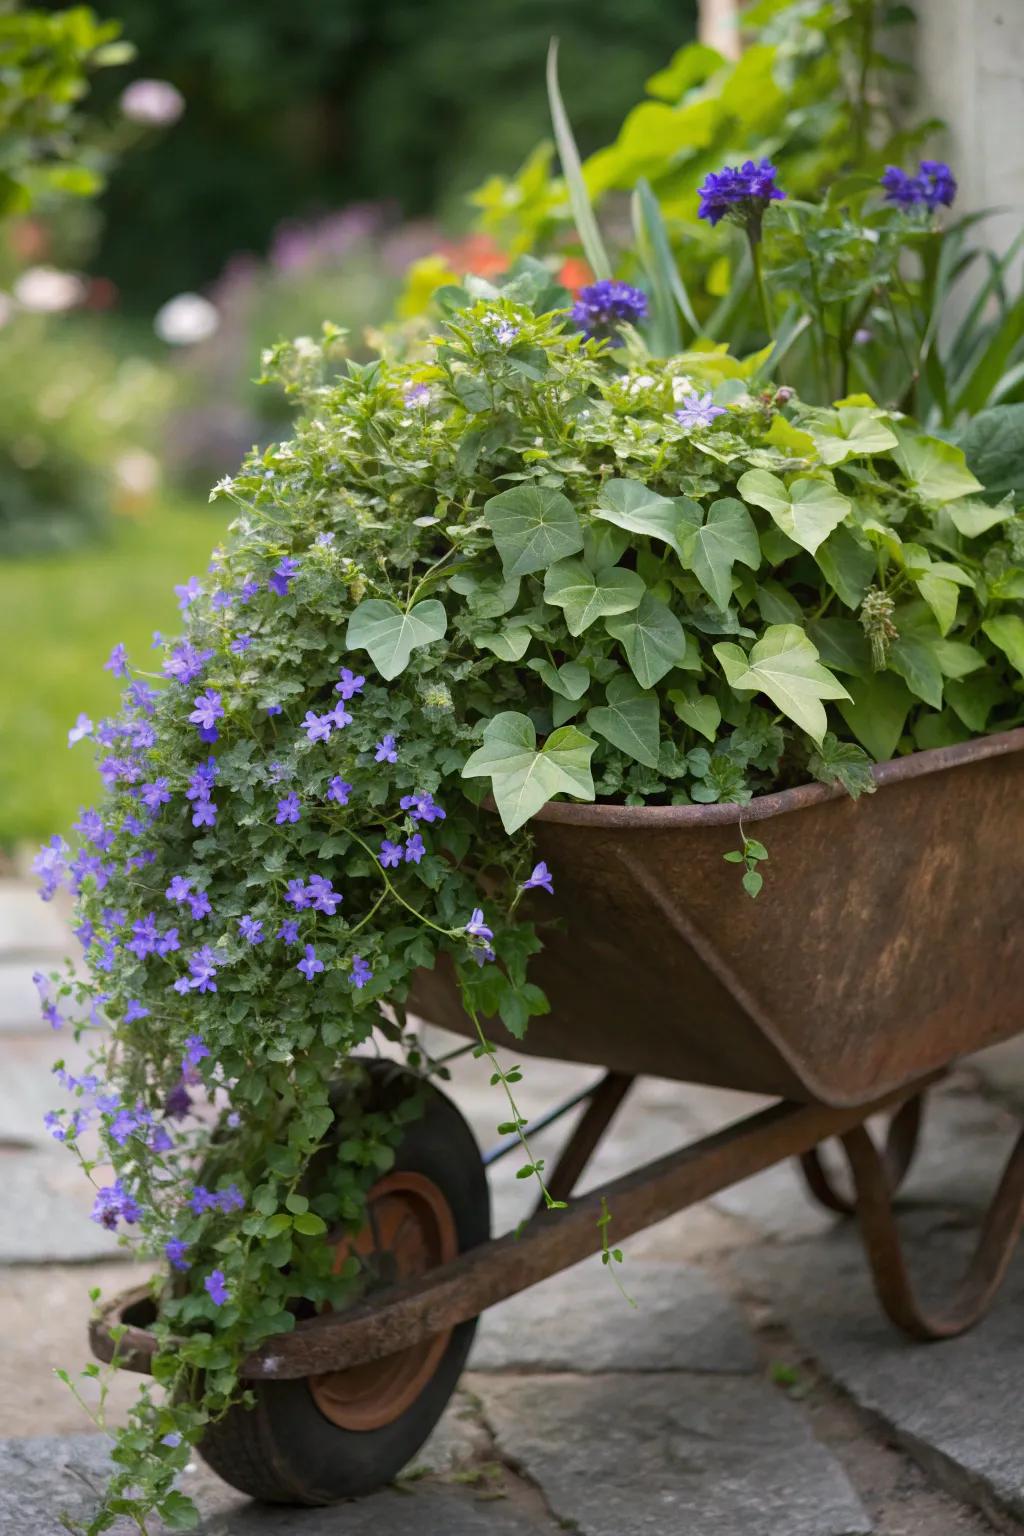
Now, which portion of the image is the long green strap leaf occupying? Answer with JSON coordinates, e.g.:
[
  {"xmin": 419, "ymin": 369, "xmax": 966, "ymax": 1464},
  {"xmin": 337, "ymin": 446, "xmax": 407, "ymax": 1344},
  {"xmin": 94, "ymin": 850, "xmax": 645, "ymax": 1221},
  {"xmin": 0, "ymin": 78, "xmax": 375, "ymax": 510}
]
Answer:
[{"xmin": 546, "ymin": 38, "xmax": 611, "ymax": 282}]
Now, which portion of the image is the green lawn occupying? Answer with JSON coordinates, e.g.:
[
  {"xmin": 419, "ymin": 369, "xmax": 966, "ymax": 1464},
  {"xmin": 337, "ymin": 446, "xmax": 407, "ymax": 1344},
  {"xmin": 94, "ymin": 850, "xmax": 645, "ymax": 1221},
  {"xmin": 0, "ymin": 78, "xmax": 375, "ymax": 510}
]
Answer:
[{"xmin": 0, "ymin": 498, "xmax": 223, "ymax": 846}]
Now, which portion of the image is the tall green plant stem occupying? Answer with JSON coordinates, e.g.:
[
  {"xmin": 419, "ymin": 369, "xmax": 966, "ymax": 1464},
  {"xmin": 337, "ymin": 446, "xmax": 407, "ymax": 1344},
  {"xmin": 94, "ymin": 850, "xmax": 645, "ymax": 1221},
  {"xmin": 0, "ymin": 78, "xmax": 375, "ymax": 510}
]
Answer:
[{"xmin": 748, "ymin": 235, "xmax": 775, "ymax": 351}]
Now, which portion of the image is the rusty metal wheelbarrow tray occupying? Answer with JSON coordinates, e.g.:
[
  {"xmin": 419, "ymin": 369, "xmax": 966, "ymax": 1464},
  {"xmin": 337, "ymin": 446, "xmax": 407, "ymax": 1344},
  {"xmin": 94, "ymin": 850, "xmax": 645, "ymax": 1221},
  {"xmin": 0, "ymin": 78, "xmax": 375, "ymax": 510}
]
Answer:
[{"xmin": 412, "ymin": 728, "xmax": 1024, "ymax": 1107}]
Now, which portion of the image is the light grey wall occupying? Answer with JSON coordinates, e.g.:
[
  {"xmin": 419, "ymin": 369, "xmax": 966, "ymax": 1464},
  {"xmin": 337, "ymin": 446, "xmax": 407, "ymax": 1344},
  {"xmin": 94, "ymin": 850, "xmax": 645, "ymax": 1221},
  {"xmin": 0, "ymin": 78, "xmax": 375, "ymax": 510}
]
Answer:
[{"xmin": 913, "ymin": 0, "xmax": 1024, "ymax": 251}]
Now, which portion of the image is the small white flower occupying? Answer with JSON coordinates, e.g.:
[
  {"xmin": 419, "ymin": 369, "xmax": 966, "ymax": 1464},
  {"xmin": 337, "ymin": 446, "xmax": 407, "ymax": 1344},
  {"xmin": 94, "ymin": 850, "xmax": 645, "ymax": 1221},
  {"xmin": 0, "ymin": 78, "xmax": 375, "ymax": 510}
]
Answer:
[
  {"xmin": 13, "ymin": 266, "xmax": 85, "ymax": 313},
  {"xmin": 120, "ymin": 78, "xmax": 185, "ymax": 126},
  {"xmin": 154, "ymin": 293, "xmax": 219, "ymax": 345},
  {"xmin": 627, "ymin": 374, "xmax": 656, "ymax": 394},
  {"xmin": 671, "ymin": 376, "xmax": 696, "ymax": 403}
]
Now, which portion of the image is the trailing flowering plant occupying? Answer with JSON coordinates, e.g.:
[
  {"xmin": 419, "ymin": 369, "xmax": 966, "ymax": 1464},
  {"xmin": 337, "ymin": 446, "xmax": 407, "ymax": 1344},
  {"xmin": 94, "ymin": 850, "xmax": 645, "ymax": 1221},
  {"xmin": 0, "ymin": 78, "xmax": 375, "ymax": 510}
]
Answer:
[{"xmin": 39, "ymin": 256, "xmax": 1024, "ymax": 1528}]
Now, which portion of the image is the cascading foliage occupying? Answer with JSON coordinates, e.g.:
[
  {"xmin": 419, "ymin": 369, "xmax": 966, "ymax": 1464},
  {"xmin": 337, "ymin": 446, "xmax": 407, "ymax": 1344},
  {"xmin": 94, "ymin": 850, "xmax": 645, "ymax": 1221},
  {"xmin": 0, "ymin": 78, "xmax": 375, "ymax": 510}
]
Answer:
[{"xmin": 39, "ymin": 263, "xmax": 1024, "ymax": 1530}]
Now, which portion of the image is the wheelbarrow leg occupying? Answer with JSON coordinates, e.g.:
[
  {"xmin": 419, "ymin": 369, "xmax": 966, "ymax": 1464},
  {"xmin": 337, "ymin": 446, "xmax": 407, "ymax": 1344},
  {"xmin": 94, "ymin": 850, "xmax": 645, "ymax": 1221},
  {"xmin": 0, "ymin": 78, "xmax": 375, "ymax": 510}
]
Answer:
[
  {"xmin": 539, "ymin": 1071, "xmax": 634, "ymax": 1210},
  {"xmin": 841, "ymin": 1115, "xmax": 1024, "ymax": 1340},
  {"xmin": 799, "ymin": 1093, "xmax": 925, "ymax": 1215}
]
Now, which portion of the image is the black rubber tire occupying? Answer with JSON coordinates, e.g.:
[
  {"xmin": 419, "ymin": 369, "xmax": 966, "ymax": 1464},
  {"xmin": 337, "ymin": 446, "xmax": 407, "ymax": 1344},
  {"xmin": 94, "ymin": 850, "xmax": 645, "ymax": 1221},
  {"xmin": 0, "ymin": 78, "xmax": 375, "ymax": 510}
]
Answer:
[{"xmin": 197, "ymin": 1060, "xmax": 489, "ymax": 1505}]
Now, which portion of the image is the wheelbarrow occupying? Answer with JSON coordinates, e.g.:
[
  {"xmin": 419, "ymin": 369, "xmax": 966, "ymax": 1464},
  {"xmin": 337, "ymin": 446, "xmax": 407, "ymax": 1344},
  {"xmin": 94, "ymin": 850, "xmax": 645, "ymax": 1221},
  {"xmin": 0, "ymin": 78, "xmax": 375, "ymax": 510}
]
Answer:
[{"xmin": 92, "ymin": 727, "xmax": 1024, "ymax": 1506}]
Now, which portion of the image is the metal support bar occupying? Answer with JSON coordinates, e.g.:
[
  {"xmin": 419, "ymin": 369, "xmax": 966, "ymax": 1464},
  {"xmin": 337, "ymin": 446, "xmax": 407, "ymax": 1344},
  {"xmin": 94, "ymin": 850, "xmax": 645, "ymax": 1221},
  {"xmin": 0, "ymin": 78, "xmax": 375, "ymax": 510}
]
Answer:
[
  {"xmin": 483, "ymin": 1082, "xmax": 598, "ymax": 1168},
  {"xmin": 540, "ymin": 1071, "xmax": 634, "ymax": 1209}
]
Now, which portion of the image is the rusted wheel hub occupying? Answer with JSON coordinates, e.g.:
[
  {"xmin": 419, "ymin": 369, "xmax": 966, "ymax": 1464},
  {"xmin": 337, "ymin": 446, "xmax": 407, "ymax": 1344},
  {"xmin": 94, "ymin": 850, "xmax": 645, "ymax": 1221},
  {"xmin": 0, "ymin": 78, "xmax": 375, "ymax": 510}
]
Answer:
[{"xmin": 308, "ymin": 1170, "xmax": 457, "ymax": 1431}]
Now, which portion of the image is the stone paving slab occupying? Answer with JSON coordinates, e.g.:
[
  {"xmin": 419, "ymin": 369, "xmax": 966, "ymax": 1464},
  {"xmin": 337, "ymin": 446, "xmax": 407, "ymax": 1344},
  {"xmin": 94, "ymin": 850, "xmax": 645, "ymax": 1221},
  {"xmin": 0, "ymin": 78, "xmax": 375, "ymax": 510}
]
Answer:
[
  {"xmin": 736, "ymin": 1217, "xmax": 1024, "ymax": 1527},
  {"xmin": 469, "ymin": 1258, "xmax": 758, "ymax": 1375},
  {"xmin": 0, "ymin": 1433, "xmax": 555, "ymax": 1535},
  {"xmin": 476, "ymin": 1371, "xmax": 873, "ymax": 1536},
  {"xmin": 0, "ymin": 880, "xmax": 71, "ymax": 956},
  {"xmin": 0, "ymin": 1147, "xmax": 122, "ymax": 1264}
]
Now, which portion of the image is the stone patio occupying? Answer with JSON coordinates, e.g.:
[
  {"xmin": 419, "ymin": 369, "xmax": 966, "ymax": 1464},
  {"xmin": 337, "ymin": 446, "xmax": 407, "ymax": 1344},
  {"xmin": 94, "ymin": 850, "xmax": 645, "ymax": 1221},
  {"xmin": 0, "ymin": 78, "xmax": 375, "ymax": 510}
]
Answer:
[{"xmin": 2, "ymin": 875, "xmax": 1022, "ymax": 1535}]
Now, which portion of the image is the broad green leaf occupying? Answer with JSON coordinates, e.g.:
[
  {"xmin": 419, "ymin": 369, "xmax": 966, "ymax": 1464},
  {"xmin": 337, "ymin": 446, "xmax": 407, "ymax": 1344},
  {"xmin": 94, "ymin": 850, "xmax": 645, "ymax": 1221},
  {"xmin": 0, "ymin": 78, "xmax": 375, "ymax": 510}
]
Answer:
[
  {"xmin": 807, "ymin": 406, "xmax": 898, "ymax": 466},
  {"xmin": 948, "ymin": 497, "xmax": 1014, "ymax": 538},
  {"xmin": 931, "ymin": 639, "xmax": 985, "ymax": 679},
  {"xmin": 915, "ymin": 573, "xmax": 958, "ymax": 636},
  {"xmin": 668, "ymin": 681, "xmax": 721, "ymax": 741},
  {"xmin": 346, "ymin": 598, "xmax": 447, "ymax": 680},
  {"xmin": 889, "ymin": 637, "xmax": 943, "ymax": 708},
  {"xmin": 807, "ymin": 732, "xmax": 877, "ymax": 797},
  {"xmin": 461, "ymin": 712, "xmax": 596, "ymax": 833},
  {"xmin": 756, "ymin": 580, "xmax": 802, "ymax": 623},
  {"xmin": 606, "ymin": 592, "xmax": 688, "ymax": 688},
  {"xmin": 528, "ymin": 658, "xmax": 591, "ymax": 699},
  {"xmin": 678, "ymin": 496, "xmax": 760, "ymax": 610},
  {"xmin": 814, "ymin": 525, "xmax": 875, "ymax": 608},
  {"xmin": 806, "ymin": 618, "xmax": 870, "ymax": 676},
  {"xmin": 736, "ymin": 469, "xmax": 851, "ymax": 555},
  {"xmin": 983, "ymin": 614, "xmax": 1024, "ymax": 676},
  {"xmin": 893, "ymin": 429, "xmax": 983, "ymax": 505},
  {"xmin": 713, "ymin": 624, "xmax": 849, "ymax": 745},
  {"xmin": 484, "ymin": 485, "xmax": 583, "ymax": 578},
  {"xmin": 586, "ymin": 674, "xmax": 660, "ymax": 767},
  {"xmin": 837, "ymin": 671, "xmax": 913, "ymax": 761},
  {"xmin": 543, "ymin": 557, "xmax": 645, "ymax": 635},
  {"xmin": 474, "ymin": 626, "xmax": 532, "ymax": 661},
  {"xmin": 957, "ymin": 405, "xmax": 1024, "ymax": 501},
  {"xmin": 594, "ymin": 478, "xmax": 694, "ymax": 561},
  {"xmin": 946, "ymin": 671, "xmax": 1005, "ymax": 731}
]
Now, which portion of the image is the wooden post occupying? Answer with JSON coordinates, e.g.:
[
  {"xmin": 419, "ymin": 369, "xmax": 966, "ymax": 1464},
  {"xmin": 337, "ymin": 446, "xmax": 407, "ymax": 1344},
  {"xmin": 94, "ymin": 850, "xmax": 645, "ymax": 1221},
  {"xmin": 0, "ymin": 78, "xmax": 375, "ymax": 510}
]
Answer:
[{"xmin": 699, "ymin": 0, "xmax": 742, "ymax": 61}]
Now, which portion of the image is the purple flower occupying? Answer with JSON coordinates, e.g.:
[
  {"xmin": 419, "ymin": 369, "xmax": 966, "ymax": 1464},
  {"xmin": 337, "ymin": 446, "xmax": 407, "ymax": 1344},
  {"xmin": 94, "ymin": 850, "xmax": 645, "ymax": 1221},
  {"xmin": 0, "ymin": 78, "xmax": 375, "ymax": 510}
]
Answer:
[
  {"xmin": 165, "ymin": 1237, "xmax": 190, "ymax": 1271},
  {"xmin": 268, "ymin": 557, "xmax": 299, "ymax": 596},
  {"xmin": 174, "ymin": 576, "xmax": 202, "ymax": 611},
  {"xmin": 163, "ymin": 642, "xmax": 213, "ymax": 685},
  {"xmin": 400, "ymin": 791, "xmax": 445, "ymax": 824},
  {"xmin": 68, "ymin": 713, "xmax": 93, "ymax": 746},
  {"xmin": 230, "ymin": 633, "xmax": 253, "ymax": 654},
  {"xmin": 302, "ymin": 710, "xmax": 333, "ymax": 744},
  {"xmin": 184, "ymin": 1034, "xmax": 209, "ymax": 1068},
  {"xmin": 128, "ymin": 680, "xmax": 158, "ymax": 715},
  {"xmin": 189, "ymin": 691, "xmax": 224, "ymax": 742},
  {"xmin": 374, "ymin": 734, "xmax": 398, "ymax": 764},
  {"xmin": 403, "ymin": 383, "xmax": 431, "ymax": 408},
  {"xmin": 157, "ymin": 927, "xmax": 180, "ymax": 957},
  {"xmin": 161, "ymin": 1431, "xmax": 184, "ymax": 1447},
  {"xmin": 190, "ymin": 1184, "xmax": 241, "ymax": 1215},
  {"xmin": 164, "ymin": 1079, "xmax": 191, "ymax": 1119},
  {"xmin": 484, "ymin": 311, "xmax": 520, "ymax": 345},
  {"xmin": 265, "ymin": 702, "xmax": 282, "ymax": 716},
  {"xmin": 285, "ymin": 878, "xmax": 310, "ymax": 910},
  {"xmin": 379, "ymin": 839, "xmax": 403, "ymax": 869},
  {"xmin": 127, "ymin": 912, "xmax": 159, "ymax": 960},
  {"xmin": 187, "ymin": 945, "xmax": 220, "ymax": 994},
  {"xmin": 697, "ymin": 159, "xmax": 785, "ymax": 236},
  {"xmin": 91, "ymin": 1179, "xmax": 141, "ymax": 1231},
  {"xmin": 204, "ymin": 1269, "xmax": 229, "ymax": 1306},
  {"xmin": 166, "ymin": 876, "xmax": 192, "ymax": 903},
  {"xmin": 211, "ymin": 590, "xmax": 232, "ymax": 612},
  {"xmin": 335, "ymin": 667, "xmax": 365, "ymax": 700},
  {"xmin": 522, "ymin": 860, "xmax": 554, "ymax": 894},
  {"xmin": 570, "ymin": 280, "xmax": 648, "ymax": 344},
  {"xmin": 238, "ymin": 914, "xmax": 264, "ymax": 944},
  {"xmin": 186, "ymin": 757, "xmax": 218, "ymax": 800},
  {"xmin": 674, "ymin": 392, "xmax": 727, "ymax": 430},
  {"xmin": 187, "ymin": 889, "xmax": 212, "ymax": 920},
  {"xmin": 104, "ymin": 643, "xmax": 129, "ymax": 678},
  {"xmin": 306, "ymin": 874, "xmax": 341, "ymax": 914},
  {"xmin": 404, "ymin": 833, "xmax": 426, "ymax": 864},
  {"xmin": 465, "ymin": 908, "xmax": 494, "ymax": 943},
  {"xmin": 238, "ymin": 578, "xmax": 260, "ymax": 603},
  {"xmin": 140, "ymin": 777, "xmax": 171, "ymax": 811},
  {"xmin": 192, "ymin": 797, "xmax": 217, "ymax": 828},
  {"xmin": 124, "ymin": 999, "xmax": 150, "ymax": 1022},
  {"xmin": 327, "ymin": 776, "xmax": 352, "ymax": 805},
  {"xmin": 276, "ymin": 792, "xmax": 301, "ymax": 824},
  {"xmin": 33, "ymin": 835, "xmax": 68, "ymax": 901},
  {"xmin": 881, "ymin": 160, "xmax": 957, "ymax": 211},
  {"xmin": 349, "ymin": 954, "xmax": 373, "ymax": 989},
  {"xmin": 297, "ymin": 943, "xmax": 324, "ymax": 981},
  {"xmin": 276, "ymin": 919, "xmax": 300, "ymax": 945},
  {"xmin": 326, "ymin": 702, "xmax": 352, "ymax": 730},
  {"xmin": 315, "ymin": 531, "xmax": 336, "ymax": 547}
]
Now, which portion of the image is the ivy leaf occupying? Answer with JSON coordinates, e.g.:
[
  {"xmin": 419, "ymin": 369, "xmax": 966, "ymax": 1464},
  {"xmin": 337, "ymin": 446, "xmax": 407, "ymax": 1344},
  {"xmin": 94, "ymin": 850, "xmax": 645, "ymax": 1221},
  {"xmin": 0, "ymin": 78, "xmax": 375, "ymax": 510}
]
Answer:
[
  {"xmin": 543, "ymin": 557, "xmax": 645, "ymax": 635},
  {"xmin": 806, "ymin": 617, "xmax": 870, "ymax": 676},
  {"xmin": 946, "ymin": 671, "xmax": 1005, "ymax": 731},
  {"xmin": 586, "ymin": 674, "xmax": 660, "ymax": 767},
  {"xmin": 461, "ymin": 711, "xmax": 596, "ymax": 832},
  {"xmin": 915, "ymin": 573, "xmax": 959, "ymax": 636},
  {"xmin": 889, "ymin": 636, "xmax": 943, "ymax": 708},
  {"xmin": 483, "ymin": 485, "xmax": 584, "ymax": 577},
  {"xmin": 837, "ymin": 671, "xmax": 913, "ymax": 760},
  {"xmin": 737, "ymin": 469, "xmax": 851, "ymax": 554},
  {"xmin": 983, "ymin": 614, "xmax": 1024, "ymax": 676},
  {"xmin": 346, "ymin": 598, "xmax": 447, "ymax": 680},
  {"xmin": 474, "ymin": 626, "xmax": 533, "ymax": 661},
  {"xmin": 668, "ymin": 681, "xmax": 721, "ymax": 742},
  {"xmin": 605, "ymin": 592, "xmax": 689, "ymax": 688},
  {"xmin": 678, "ymin": 496, "xmax": 760, "ymax": 609},
  {"xmin": 893, "ymin": 428, "xmax": 984, "ymax": 504},
  {"xmin": 807, "ymin": 731, "xmax": 877, "ymax": 799},
  {"xmin": 814, "ymin": 525, "xmax": 875, "ymax": 609},
  {"xmin": 713, "ymin": 624, "xmax": 850, "ymax": 745},
  {"xmin": 528, "ymin": 658, "xmax": 590, "ymax": 699},
  {"xmin": 594, "ymin": 477, "xmax": 695, "ymax": 560},
  {"xmin": 807, "ymin": 406, "xmax": 898, "ymax": 465},
  {"xmin": 931, "ymin": 639, "xmax": 985, "ymax": 679},
  {"xmin": 948, "ymin": 496, "xmax": 1014, "ymax": 538}
]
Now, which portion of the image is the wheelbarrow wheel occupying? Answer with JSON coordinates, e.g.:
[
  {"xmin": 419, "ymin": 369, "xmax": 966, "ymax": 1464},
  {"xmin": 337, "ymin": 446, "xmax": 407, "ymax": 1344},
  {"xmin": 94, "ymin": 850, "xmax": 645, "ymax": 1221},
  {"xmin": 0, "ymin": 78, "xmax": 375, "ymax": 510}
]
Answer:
[
  {"xmin": 798, "ymin": 1091, "xmax": 924, "ymax": 1216},
  {"xmin": 197, "ymin": 1060, "xmax": 489, "ymax": 1505}
]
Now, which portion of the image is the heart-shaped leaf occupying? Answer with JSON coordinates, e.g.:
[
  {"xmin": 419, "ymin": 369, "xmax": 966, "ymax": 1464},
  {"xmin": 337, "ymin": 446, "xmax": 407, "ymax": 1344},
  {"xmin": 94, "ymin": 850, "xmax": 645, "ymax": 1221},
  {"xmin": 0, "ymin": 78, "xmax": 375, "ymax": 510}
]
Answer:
[
  {"xmin": 678, "ymin": 496, "xmax": 761, "ymax": 609},
  {"xmin": 483, "ymin": 485, "xmax": 584, "ymax": 578},
  {"xmin": 594, "ymin": 477, "xmax": 696, "ymax": 561},
  {"xmin": 346, "ymin": 599, "xmax": 447, "ymax": 680},
  {"xmin": 893, "ymin": 429, "xmax": 983, "ymax": 505},
  {"xmin": 473, "ymin": 626, "xmax": 533, "ymax": 661},
  {"xmin": 528, "ymin": 658, "xmax": 591, "ymax": 699},
  {"xmin": 737, "ymin": 469, "xmax": 851, "ymax": 554},
  {"xmin": 838, "ymin": 671, "xmax": 913, "ymax": 761},
  {"xmin": 543, "ymin": 557, "xmax": 645, "ymax": 635},
  {"xmin": 889, "ymin": 636, "xmax": 943, "ymax": 708},
  {"xmin": 668, "ymin": 681, "xmax": 721, "ymax": 742},
  {"xmin": 983, "ymin": 614, "xmax": 1024, "ymax": 676},
  {"xmin": 713, "ymin": 624, "xmax": 850, "ymax": 745},
  {"xmin": 461, "ymin": 712, "xmax": 596, "ymax": 832},
  {"xmin": 807, "ymin": 406, "xmax": 898, "ymax": 465},
  {"xmin": 606, "ymin": 592, "xmax": 688, "ymax": 688},
  {"xmin": 814, "ymin": 525, "xmax": 875, "ymax": 608},
  {"xmin": 586, "ymin": 674, "xmax": 660, "ymax": 767}
]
